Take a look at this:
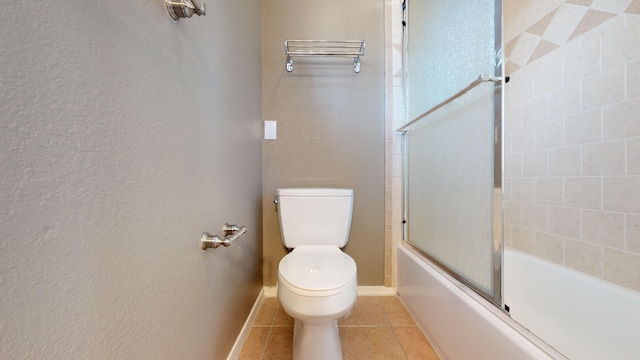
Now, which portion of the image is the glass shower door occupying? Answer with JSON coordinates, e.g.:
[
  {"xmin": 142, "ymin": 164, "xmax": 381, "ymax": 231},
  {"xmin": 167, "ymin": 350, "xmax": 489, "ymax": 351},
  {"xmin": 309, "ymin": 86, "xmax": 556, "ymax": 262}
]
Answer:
[{"xmin": 402, "ymin": 0, "xmax": 503, "ymax": 304}]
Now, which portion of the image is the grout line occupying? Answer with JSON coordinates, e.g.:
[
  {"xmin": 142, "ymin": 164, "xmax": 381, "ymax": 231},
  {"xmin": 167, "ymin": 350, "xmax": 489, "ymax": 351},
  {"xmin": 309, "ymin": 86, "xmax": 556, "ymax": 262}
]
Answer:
[
  {"xmin": 376, "ymin": 296, "xmax": 409, "ymax": 360},
  {"xmin": 259, "ymin": 327, "xmax": 273, "ymax": 360}
]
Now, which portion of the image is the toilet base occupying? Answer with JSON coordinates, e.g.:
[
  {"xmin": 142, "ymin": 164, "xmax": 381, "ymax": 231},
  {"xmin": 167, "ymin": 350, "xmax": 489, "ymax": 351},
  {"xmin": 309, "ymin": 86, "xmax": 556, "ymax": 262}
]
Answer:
[{"xmin": 292, "ymin": 318, "xmax": 342, "ymax": 360}]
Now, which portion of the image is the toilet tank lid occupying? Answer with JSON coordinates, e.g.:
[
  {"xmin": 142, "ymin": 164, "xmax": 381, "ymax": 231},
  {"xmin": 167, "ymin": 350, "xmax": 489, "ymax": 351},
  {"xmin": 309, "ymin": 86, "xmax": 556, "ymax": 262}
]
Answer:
[{"xmin": 276, "ymin": 188, "xmax": 353, "ymax": 197}]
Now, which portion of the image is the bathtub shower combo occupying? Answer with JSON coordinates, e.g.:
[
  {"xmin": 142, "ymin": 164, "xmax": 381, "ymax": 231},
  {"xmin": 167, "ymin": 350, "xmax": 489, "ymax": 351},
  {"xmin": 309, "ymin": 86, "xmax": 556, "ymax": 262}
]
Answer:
[{"xmin": 398, "ymin": 1, "xmax": 640, "ymax": 359}]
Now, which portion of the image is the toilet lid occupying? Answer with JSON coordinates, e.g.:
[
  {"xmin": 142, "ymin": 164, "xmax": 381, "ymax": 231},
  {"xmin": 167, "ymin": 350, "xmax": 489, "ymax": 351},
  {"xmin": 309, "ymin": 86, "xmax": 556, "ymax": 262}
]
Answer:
[{"xmin": 278, "ymin": 245, "xmax": 357, "ymax": 291}]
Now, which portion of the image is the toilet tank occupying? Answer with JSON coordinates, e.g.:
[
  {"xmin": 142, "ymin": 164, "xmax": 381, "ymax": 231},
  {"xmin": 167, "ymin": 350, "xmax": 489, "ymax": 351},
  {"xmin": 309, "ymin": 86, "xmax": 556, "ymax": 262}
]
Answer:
[{"xmin": 276, "ymin": 188, "xmax": 353, "ymax": 248}]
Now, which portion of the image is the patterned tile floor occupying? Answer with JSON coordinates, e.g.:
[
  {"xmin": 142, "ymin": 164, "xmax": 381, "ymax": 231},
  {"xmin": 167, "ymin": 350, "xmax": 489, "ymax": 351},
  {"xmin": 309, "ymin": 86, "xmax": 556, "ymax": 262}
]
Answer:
[{"xmin": 238, "ymin": 295, "xmax": 440, "ymax": 360}]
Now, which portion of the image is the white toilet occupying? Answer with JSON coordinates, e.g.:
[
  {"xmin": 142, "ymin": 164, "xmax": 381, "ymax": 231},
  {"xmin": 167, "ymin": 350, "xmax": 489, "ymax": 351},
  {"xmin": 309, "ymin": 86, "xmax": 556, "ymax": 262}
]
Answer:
[{"xmin": 276, "ymin": 188, "xmax": 358, "ymax": 360}]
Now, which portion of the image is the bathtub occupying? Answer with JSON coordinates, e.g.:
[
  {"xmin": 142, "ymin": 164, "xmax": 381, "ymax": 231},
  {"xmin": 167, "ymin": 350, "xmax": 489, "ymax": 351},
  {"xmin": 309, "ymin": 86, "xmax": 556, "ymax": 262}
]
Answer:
[
  {"xmin": 397, "ymin": 245, "xmax": 561, "ymax": 360},
  {"xmin": 398, "ymin": 245, "xmax": 640, "ymax": 360},
  {"xmin": 504, "ymin": 247, "xmax": 640, "ymax": 360}
]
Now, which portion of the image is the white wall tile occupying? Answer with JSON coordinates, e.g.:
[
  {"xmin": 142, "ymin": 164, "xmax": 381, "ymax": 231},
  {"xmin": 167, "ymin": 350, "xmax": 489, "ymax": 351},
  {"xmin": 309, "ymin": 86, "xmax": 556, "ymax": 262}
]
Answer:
[
  {"xmin": 604, "ymin": 97, "xmax": 640, "ymax": 140},
  {"xmin": 504, "ymin": 178, "xmax": 513, "ymax": 201},
  {"xmin": 510, "ymin": 32, "xmax": 542, "ymax": 67},
  {"xmin": 505, "ymin": 153, "xmax": 523, "ymax": 178},
  {"xmin": 535, "ymin": 232, "xmax": 564, "ymax": 264},
  {"xmin": 582, "ymin": 140, "xmax": 626, "ymax": 175},
  {"xmin": 603, "ymin": 176, "xmax": 640, "ymax": 213},
  {"xmin": 504, "ymin": 0, "xmax": 640, "ymax": 293},
  {"xmin": 548, "ymin": 206, "xmax": 581, "ymax": 238},
  {"xmin": 505, "ymin": 104, "xmax": 524, "ymax": 131},
  {"xmin": 535, "ymin": 118, "xmax": 565, "ymax": 149},
  {"xmin": 523, "ymin": 203, "xmax": 549, "ymax": 231},
  {"xmin": 625, "ymin": 13, "xmax": 640, "ymax": 26},
  {"xmin": 582, "ymin": 65, "xmax": 626, "ymax": 110},
  {"xmin": 512, "ymin": 226, "xmax": 535, "ymax": 252},
  {"xmin": 591, "ymin": 0, "xmax": 634, "ymax": 13},
  {"xmin": 536, "ymin": 178, "xmax": 564, "ymax": 206},
  {"xmin": 512, "ymin": 178, "xmax": 535, "ymax": 203},
  {"xmin": 603, "ymin": 248, "xmax": 640, "ymax": 291},
  {"xmin": 521, "ymin": 95, "xmax": 549, "ymax": 126},
  {"xmin": 548, "ymin": 145, "xmax": 581, "ymax": 176},
  {"xmin": 508, "ymin": 0, "xmax": 537, "ymax": 38},
  {"xmin": 510, "ymin": 68, "xmax": 535, "ymax": 105},
  {"xmin": 511, "ymin": 125, "xmax": 535, "ymax": 152},
  {"xmin": 629, "ymin": 137, "xmax": 640, "ymax": 175},
  {"xmin": 505, "ymin": 201, "xmax": 523, "ymax": 226},
  {"xmin": 602, "ymin": 20, "xmax": 640, "ymax": 70},
  {"xmin": 565, "ymin": 109, "xmax": 602, "ymax": 145},
  {"xmin": 544, "ymin": 0, "xmax": 564, "ymax": 13},
  {"xmin": 565, "ymin": 239, "xmax": 603, "ymax": 277},
  {"xmin": 626, "ymin": 214, "xmax": 640, "ymax": 253},
  {"xmin": 628, "ymin": 59, "xmax": 640, "ymax": 99},
  {"xmin": 523, "ymin": 150, "xmax": 548, "ymax": 177},
  {"xmin": 564, "ymin": 37, "xmax": 601, "ymax": 84},
  {"xmin": 548, "ymin": 82, "xmax": 581, "ymax": 119},
  {"xmin": 543, "ymin": 4, "xmax": 588, "ymax": 44},
  {"xmin": 534, "ymin": 59, "xmax": 564, "ymax": 96},
  {"xmin": 505, "ymin": 223, "xmax": 513, "ymax": 247},
  {"xmin": 581, "ymin": 14, "xmax": 626, "ymax": 46},
  {"xmin": 505, "ymin": 129, "xmax": 514, "ymax": 155},
  {"xmin": 582, "ymin": 210, "xmax": 625, "ymax": 248},
  {"xmin": 565, "ymin": 177, "xmax": 602, "ymax": 209}
]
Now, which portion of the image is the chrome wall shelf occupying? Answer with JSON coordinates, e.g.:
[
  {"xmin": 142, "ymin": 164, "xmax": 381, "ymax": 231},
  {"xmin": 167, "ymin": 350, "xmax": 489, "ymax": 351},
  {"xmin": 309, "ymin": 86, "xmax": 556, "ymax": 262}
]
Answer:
[{"xmin": 284, "ymin": 40, "xmax": 366, "ymax": 73}]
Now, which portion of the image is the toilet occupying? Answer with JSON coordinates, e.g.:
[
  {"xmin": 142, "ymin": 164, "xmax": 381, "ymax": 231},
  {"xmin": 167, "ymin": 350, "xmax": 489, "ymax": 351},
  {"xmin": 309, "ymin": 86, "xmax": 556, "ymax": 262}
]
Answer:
[{"xmin": 276, "ymin": 188, "xmax": 357, "ymax": 360}]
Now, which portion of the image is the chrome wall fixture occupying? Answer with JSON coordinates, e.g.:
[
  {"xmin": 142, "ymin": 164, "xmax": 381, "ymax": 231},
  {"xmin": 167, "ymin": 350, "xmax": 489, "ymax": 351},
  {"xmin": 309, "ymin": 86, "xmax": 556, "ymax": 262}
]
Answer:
[
  {"xmin": 284, "ymin": 40, "xmax": 366, "ymax": 73},
  {"xmin": 200, "ymin": 223, "xmax": 247, "ymax": 250},
  {"xmin": 165, "ymin": 0, "xmax": 206, "ymax": 21}
]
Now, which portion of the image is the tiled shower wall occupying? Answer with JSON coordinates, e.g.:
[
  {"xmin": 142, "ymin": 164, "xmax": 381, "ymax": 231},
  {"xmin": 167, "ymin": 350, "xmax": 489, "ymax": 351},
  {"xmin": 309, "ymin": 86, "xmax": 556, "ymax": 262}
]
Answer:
[
  {"xmin": 384, "ymin": 0, "xmax": 404, "ymax": 287},
  {"xmin": 504, "ymin": 0, "xmax": 640, "ymax": 292}
]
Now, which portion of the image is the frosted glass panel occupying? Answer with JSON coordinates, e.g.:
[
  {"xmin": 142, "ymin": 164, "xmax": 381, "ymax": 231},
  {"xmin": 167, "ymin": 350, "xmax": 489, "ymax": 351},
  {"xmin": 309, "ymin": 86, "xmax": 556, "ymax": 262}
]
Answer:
[
  {"xmin": 408, "ymin": 0, "xmax": 496, "ymax": 117},
  {"xmin": 405, "ymin": 0, "xmax": 500, "ymax": 298}
]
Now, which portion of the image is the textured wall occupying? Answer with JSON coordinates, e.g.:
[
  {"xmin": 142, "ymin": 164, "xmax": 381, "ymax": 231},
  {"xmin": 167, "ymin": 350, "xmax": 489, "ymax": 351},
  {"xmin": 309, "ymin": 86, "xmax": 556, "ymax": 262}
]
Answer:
[
  {"xmin": 0, "ymin": 1, "xmax": 262, "ymax": 359},
  {"xmin": 504, "ymin": 0, "xmax": 640, "ymax": 292},
  {"xmin": 262, "ymin": 0, "xmax": 386, "ymax": 285}
]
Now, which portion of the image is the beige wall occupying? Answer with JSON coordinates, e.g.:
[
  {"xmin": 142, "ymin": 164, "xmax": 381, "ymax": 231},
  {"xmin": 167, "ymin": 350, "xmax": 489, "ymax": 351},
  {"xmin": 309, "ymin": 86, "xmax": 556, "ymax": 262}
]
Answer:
[
  {"xmin": 0, "ymin": 1, "xmax": 262, "ymax": 359},
  {"xmin": 262, "ymin": 0, "xmax": 386, "ymax": 285},
  {"xmin": 504, "ymin": 0, "xmax": 640, "ymax": 292}
]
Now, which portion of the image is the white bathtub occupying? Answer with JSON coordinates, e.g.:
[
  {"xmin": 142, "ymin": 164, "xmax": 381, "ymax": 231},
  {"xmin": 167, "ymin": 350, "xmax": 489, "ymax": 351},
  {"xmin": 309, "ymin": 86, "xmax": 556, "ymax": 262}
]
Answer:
[
  {"xmin": 398, "ymin": 245, "xmax": 562, "ymax": 360},
  {"xmin": 398, "ymin": 245, "xmax": 640, "ymax": 360},
  {"xmin": 504, "ymin": 247, "xmax": 640, "ymax": 360}
]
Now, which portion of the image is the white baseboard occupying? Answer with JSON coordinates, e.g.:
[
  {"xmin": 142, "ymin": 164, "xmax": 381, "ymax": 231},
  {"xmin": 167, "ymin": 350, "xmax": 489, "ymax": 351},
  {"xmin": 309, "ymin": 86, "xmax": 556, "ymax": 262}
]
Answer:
[
  {"xmin": 226, "ymin": 289, "xmax": 265, "ymax": 360},
  {"xmin": 263, "ymin": 286, "xmax": 277, "ymax": 298},
  {"xmin": 357, "ymin": 286, "xmax": 398, "ymax": 296}
]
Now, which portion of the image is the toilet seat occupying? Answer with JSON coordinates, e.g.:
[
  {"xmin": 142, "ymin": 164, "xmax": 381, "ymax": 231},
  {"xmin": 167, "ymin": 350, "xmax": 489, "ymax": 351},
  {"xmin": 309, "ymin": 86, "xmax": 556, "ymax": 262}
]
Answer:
[{"xmin": 278, "ymin": 245, "xmax": 357, "ymax": 297}]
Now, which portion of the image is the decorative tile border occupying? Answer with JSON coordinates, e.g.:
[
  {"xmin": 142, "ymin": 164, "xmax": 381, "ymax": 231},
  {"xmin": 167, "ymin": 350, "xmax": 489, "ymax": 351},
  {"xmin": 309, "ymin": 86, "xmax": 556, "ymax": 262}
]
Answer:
[{"xmin": 505, "ymin": 0, "xmax": 637, "ymax": 73}]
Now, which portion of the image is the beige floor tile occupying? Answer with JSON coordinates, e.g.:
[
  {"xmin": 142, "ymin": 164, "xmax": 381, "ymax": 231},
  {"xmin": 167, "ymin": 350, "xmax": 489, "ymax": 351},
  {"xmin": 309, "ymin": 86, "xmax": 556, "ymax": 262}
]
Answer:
[
  {"xmin": 240, "ymin": 295, "xmax": 440, "ymax": 360},
  {"xmin": 340, "ymin": 327, "xmax": 406, "ymax": 360},
  {"xmin": 394, "ymin": 327, "xmax": 439, "ymax": 360},
  {"xmin": 238, "ymin": 327, "xmax": 270, "ymax": 360},
  {"xmin": 273, "ymin": 302, "xmax": 295, "ymax": 326},
  {"xmin": 379, "ymin": 296, "xmax": 416, "ymax": 326},
  {"xmin": 339, "ymin": 296, "xmax": 389, "ymax": 326},
  {"xmin": 262, "ymin": 326, "xmax": 293, "ymax": 360},
  {"xmin": 254, "ymin": 297, "xmax": 279, "ymax": 326}
]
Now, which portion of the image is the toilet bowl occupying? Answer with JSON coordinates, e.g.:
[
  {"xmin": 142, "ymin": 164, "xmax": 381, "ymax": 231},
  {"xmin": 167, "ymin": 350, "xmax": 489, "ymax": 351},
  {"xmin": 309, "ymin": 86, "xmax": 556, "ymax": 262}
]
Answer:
[{"xmin": 275, "ymin": 188, "xmax": 358, "ymax": 360}]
